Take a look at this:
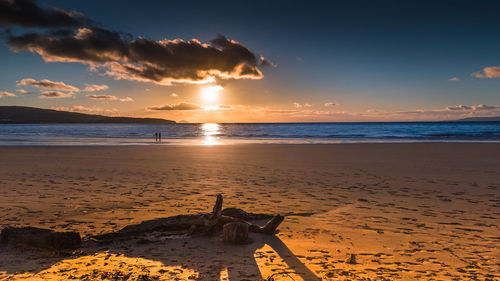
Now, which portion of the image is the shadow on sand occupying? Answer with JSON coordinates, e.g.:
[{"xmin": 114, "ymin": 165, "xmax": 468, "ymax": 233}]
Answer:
[{"xmin": 0, "ymin": 231, "xmax": 321, "ymax": 281}]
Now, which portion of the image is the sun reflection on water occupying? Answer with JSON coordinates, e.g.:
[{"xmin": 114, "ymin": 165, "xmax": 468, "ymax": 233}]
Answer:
[{"xmin": 201, "ymin": 123, "xmax": 220, "ymax": 145}]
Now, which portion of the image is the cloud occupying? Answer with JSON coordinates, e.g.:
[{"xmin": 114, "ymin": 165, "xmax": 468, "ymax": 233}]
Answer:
[
  {"xmin": 0, "ymin": 0, "xmax": 91, "ymax": 28},
  {"xmin": 18, "ymin": 78, "xmax": 79, "ymax": 92},
  {"xmin": 147, "ymin": 102, "xmax": 202, "ymax": 111},
  {"xmin": 8, "ymin": 28, "xmax": 266, "ymax": 85},
  {"xmin": 51, "ymin": 105, "xmax": 118, "ymax": 115},
  {"xmin": 148, "ymin": 102, "xmax": 235, "ymax": 111},
  {"xmin": 170, "ymin": 93, "xmax": 178, "ymax": 97},
  {"xmin": 446, "ymin": 104, "xmax": 500, "ymax": 111},
  {"xmin": 15, "ymin": 88, "xmax": 32, "ymax": 94},
  {"xmin": 255, "ymin": 104, "xmax": 500, "ymax": 122},
  {"xmin": 144, "ymin": 103, "xmax": 500, "ymax": 123},
  {"xmin": 203, "ymin": 104, "xmax": 234, "ymax": 111},
  {"xmin": 86, "ymin": 94, "xmax": 114, "ymax": 100},
  {"xmin": 324, "ymin": 102, "xmax": 338, "ymax": 107},
  {"xmin": 86, "ymin": 94, "xmax": 133, "ymax": 102},
  {"xmin": 293, "ymin": 102, "xmax": 311, "ymax": 108},
  {"xmin": 472, "ymin": 66, "xmax": 500, "ymax": 79},
  {"xmin": 446, "ymin": 105, "xmax": 471, "ymax": 111},
  {"xmin": 83, "ymin": 84, "xmax": 109, "ymax": 92},
  {"xmin": 472, "ymin": 104, "xmax": 500, "ymax": 111},
  {"xmin": 389, "ymin": 104, "xmax": 500, "ymax": 120},
  {"xmin": 260, "ymin": 55, "xmax": 276, "ymax": 67},
  {"xmin": 0, "ymin": 91, "xmax": 16, "ymax": 98},
  {"xmin": 39, "ymin": 91, "xmax": 72, "ymax": 98},
  {"xmin": 215, "ymin": 104, "xmax": 233, "ymax": 109},
  {"xmin": 119, "ymin": 97, "xmax": 133, "ymax": 102},
  {"xmin": 448, "ymin": 77, "xmax": 460, "ymax": 82}
]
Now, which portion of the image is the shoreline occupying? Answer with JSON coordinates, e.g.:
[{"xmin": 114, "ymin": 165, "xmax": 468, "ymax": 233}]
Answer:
[{"xmin": 0, "ymin": 138, "xmax": 500, "ymax": 146}]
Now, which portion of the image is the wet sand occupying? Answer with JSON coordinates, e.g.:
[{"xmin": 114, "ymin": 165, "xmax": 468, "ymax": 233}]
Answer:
[{"xmin": 0, "ymin": 143, "xmax": 499, "ymax": 280}]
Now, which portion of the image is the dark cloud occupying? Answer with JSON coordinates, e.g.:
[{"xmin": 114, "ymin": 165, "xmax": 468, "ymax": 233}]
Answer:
[
  {"xmin": 86, "ymin": 94, "xmax": 117, "ymax": 100},
  {"xmin": 51, "ymin": 105, "xmax": 118, "ymax": 115},
  {"xmin": 8, "ymin": 29, "xmax": 266, "ymax": 85},
  {"xmin": 3, "ymin": 1, "xmax": 271, "ymax": 86},
  {"xmin": 260, "ymin": 56, "xmax": 276, "ymax": 67},
  {"xmin": 18, "ymin": 78, "xmax": 79, "ymax": 92},
  {"xmin": 86, "ymin": 94, "xmax": 133, "ymax": 102},
  {"xmin": 147, "ymin": 102, "xmax": 202, "ymax": 111},
  {"xmin": 446, "ymin": 105, "xmax": 471, "ymax": 111},
  {"xmin": 0, "ymin": 0, "xmax": 90, "ymax": 28},
  {"xmin": 445, "ymin": 104, "xmax": 500, "ymax": 111},
  {"xmin": 39, "ymin": 91, "xmax": 72, "ymax": 98}
]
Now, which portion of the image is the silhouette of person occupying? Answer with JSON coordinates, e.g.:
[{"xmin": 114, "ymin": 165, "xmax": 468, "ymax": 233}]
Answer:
[
  {"xmin": 155, "ymin": 132, "xmax": 158, "ymax": 143},
  {"xmin": 158, "ymin": 132, "xmax": 162, "ymax": 143}
]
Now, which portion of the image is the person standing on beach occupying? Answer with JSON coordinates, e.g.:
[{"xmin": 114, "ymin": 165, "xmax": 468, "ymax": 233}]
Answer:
[
  {"xmin": 155, "ymin": 132, "xmax": 158, "ymax": 143},
  {"xmin": 159, "ymin": 132, "xmax": 162, "ymax": 143}
]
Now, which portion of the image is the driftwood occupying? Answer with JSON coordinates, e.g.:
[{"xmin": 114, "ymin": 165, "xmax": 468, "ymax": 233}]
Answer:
[
  {"xmin": 0, "ymin": 195, "xmax": 283, "ymax": 250},
  {"xmin": 92, "ymin": 194, "xmax": 284, "ymax": 241},
  {"xmin": 0, "ymin": 226, "xmax": 81, "ymax": 251},
  {"xmin": 223, "ymin": 222, "xmax": 248, "ymax": 244},
  {"xmin": 221, "ymin": 207, "xmax": 273, "ymax": 220}
]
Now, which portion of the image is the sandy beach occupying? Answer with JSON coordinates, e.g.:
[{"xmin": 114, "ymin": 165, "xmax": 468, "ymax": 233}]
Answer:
[{"xmin": 0, "ymin": 143, "xmax": 499, "ymax": 280}]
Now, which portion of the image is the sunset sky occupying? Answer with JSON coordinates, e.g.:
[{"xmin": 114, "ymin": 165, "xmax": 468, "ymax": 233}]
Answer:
[{"xmin": 1, "ymin": 0, "xmax": 499, "ymax": 122}]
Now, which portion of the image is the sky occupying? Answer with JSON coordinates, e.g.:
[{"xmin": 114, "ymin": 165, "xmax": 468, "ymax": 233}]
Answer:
[{"xmin": 0, "ymin": 0, "xmax": 499, "ymax": 122}]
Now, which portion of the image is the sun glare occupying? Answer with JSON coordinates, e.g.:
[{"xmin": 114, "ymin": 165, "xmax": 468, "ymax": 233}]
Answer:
[
  {"xmin": 200, "ymin": 85, "xmax": 223, "ymax": 104},
  {"xmin": 201, "ymin": 123, "xmax": 220, "ymax": 145}
]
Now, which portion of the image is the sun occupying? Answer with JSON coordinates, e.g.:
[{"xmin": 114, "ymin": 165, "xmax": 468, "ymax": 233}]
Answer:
[{"xmin": 200, "ymin": 85, "xmax": 223, "ymax": 104}]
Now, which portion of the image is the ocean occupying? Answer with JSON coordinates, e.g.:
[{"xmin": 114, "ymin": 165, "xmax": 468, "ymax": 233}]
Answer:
[{"xmin": 0, "ymin": 122, "xmax": 498, "ymax": 145}]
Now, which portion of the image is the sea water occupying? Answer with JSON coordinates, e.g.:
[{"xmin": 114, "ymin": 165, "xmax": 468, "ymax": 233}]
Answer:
[{"xmin": 0, "ymin": 122, "xmax": 498, "ymax": 145}]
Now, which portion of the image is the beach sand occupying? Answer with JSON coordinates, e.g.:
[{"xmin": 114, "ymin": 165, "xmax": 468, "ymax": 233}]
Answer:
[{"xmin": 0, "ymin": 143, "xmax": 498, "ymax": 280}]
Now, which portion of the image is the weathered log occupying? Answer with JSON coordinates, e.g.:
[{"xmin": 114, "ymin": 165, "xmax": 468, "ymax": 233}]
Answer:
[
  {"xmin": 249, "ymin": 215, "xmax": 285, "ymax": 234},
  {"xmin": 92, "ymin": 214, "xmax": 207, "ymax": 240},
  {"xmin": 0, "ymin": 226, "xmax": 81, "ymax": 251},
  {"xmin": 211, "ymin": 194, "xmax": 223, "ymax": 220},
  {"xmin": 92, "ymin": 195, "xmax": 285, "ymax": 241},
  {"xmin": 203, "ymin": 193, "xmax": 224, "ymax": 234},
  {"xmin": 222, "ymin": 222, "xmax": 249, "ymax": 244},
  {"xmin": 221, "ymin": 208, "xmax": 273, "ymax": 220}
]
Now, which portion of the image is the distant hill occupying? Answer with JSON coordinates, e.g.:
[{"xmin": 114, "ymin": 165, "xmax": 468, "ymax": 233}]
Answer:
[
  {"xmin": 455, "ymin": 116, "xmax": 500, "ymax": 122},
  {"xmin": 0, "ymin": 106, "xmax": 175, "ymax": 124}
]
